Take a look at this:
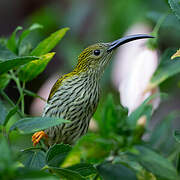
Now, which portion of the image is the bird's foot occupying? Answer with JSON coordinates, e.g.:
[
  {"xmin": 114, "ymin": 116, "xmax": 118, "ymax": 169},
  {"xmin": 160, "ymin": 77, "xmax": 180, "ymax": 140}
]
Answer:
[{"xmin": 32, "ymin": 131, "xmax": 48, "ymax": 146}]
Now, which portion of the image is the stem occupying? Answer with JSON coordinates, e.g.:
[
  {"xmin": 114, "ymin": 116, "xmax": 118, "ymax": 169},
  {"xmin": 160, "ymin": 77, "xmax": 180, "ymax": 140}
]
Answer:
[
  {"xmin": 1, "ymin": 126, "xmax": 10, "ymax": 145},
  {"xmin": 0, "ymin": 90, "xmax": 23, "ymax": 117},
  {"xmin": 147, "ymin": 13, "xmax": 167, "ymax": 50},
  {"xmin": 152, "ymin": 14, "xmax": 167, "ymax": 35},
  {"xmin": 23, "ymin": 89, "xmax": 46, "ymax": 102},
  {"xmin": 2, "ymin": 126, "xmax": 7, "ymax": 137},
  {"xmin": 10, "ymin": 71, "xmax": 25, "ymax": 116},
  {"xmin": 168, "ymin": 145, "xmax": 180, "ymax": 161},
  {"xmin": 22, "ymin": 81, "xmax": 26, "ymax": 114}
]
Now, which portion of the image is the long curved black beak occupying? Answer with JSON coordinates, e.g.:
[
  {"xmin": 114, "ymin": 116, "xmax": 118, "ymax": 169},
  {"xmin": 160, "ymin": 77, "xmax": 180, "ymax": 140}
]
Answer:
[{"xmin": 107, "ymin": 34, "xmax": 154, "ymax": 52}]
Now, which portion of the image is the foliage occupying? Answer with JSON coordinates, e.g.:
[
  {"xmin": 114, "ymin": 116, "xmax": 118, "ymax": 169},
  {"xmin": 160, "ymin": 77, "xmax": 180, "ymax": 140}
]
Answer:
[
  {"xmin": 168, "ymin": 0, "xmax": 180, "ymax": 21},
  {"xmin": 149, "ymin": 49, "xmax": 180, "ymax": 89},
  {"xmin": 1, "ymin": 2, "xmax": 180, "ymax": 178}
]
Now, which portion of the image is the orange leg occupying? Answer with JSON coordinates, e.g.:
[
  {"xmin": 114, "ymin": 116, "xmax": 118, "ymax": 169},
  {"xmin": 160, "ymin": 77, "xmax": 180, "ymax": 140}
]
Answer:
[{"xmin": 32, "ymin": 131, "xmax": 48, "ymax": 146}]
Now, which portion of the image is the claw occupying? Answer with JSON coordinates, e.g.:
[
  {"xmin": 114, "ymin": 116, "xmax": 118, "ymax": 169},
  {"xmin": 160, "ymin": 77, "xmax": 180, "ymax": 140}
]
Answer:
[{"xmin": 32, "ymin": 131, "xmax": 48, "ymax": 146}]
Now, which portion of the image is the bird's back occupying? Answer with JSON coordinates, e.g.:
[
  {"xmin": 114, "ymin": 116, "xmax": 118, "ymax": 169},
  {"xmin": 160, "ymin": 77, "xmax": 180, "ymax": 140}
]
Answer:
[{"xmin": 43, "ymin": 73, "xmax": 100, "ymax": 146}]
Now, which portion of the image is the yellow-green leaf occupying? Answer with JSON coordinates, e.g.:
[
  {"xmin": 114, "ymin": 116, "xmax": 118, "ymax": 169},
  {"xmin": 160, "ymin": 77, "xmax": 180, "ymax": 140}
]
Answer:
[
  {"xmin": 18, "ymin": 52, "xmax": 55, "ymax": 82},
  {"xmin": 149, "ymin": 49, "xmax": 180, "ymax": 89},
  {"xmin": 31, "ymin": 27, "xmax": 69, "ymax": 56},
  {"xmin": 18, "ymin": 28, "xmax": 69, "ymax": 82},
  {"xmin": 171, "ymin": 48, "xmax": 180, "ymax": 59},
  {"xmin": 0, "ymin": 73, "xmax": 10, "ymax": 90},
  {"xmin": 0, "ymin": 56, "xmax": 39, "ymax": 75}
]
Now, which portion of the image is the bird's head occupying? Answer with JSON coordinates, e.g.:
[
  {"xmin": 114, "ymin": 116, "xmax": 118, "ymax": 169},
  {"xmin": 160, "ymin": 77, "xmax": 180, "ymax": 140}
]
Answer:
[{"xmin": 75, "ymin": 34, "xmax": 154, "ymax": 76}]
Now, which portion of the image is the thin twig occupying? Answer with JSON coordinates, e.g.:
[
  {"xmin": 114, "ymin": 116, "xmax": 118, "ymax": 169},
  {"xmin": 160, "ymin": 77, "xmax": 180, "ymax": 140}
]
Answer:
[
  {"xmin": 10, "ymin": 70, "xmax": 25, "ymax": 116},
  {"xmin": 0, "ymin": 90, "xmax": 23, "ymax": 117}
]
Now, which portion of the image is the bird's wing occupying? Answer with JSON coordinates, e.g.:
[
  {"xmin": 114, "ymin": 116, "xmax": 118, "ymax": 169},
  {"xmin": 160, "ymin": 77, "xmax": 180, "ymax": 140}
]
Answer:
[
  {"xmin": 48, "ymin": 76, "xmax": 64, "ymax": 101},
  {"xmin": 47, "ymin": 71, "xmax": 78, "ymax": 101}
]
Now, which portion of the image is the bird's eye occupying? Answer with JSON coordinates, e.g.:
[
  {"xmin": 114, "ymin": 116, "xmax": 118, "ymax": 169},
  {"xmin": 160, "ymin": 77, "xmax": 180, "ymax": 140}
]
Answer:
[{"xmin": 93, "ymin": 49, "xmax": 100, "ymax": 56}]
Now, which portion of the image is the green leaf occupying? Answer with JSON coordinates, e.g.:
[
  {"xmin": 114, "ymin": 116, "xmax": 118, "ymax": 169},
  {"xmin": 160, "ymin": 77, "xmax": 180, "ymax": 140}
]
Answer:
[
  {"xmin": 23, "ymin": 89, "xmax": 46, "ymax": 101},
  {"xmin": 147, "ymin": 12, "xmax": 180, "ymax": 31},
  {"xmin": 0, "ymin": 137, "xmax": 13, "ymax": 170},
  {"xmin": 176, "ymin": 153, "xmax": 180, "ymax": 175},
  {"xmin": 18, "ymin": 43, "xmax": 32, "ymax": 56},
  {"xmin": 18, "ymin": 23, "xmax": 43, "ymax": 47},
  {"xmin": 149, "ymin": 112, "xmax": 178, "ymax": 150},
  {"xmin": 0, "ymin": 73, "xmax": 10, "ymax": 90},
  {"xmin": 113, "ymin": 154, "xmax": 142, "ymax": 173},
  {"xmin": 131, "ymin": 146, "xmax": 178, "ymax": 180},
  {"xmin": 97, "ymin": 94, "xmax": 128, "ymax": 136},
  {"xmin": 0, "ymin": 56, "xmax": 39, "ymax": 75},
  {"xmin": 3, "ymin": 106, "xmax": 18, "ymax": 126},
  {"xmin": 61, "ymin": 133, "xmax": 112, "ymax": 167},
  {"xmin": 67, "ymin": 163, "xmax": 97, "ymax": 177},
  {"xmin": 46, "ymin": 144, "xmax": 72, "ymax": 167},
  {"xmin": 0, "ymin": 100, "xmax": 7, "ymax": 125},
  {"xmin": 171, "ymin": 49, "xmax": 180, "ymax": 59},
  {"xmin": 150, "ymin": 49, "xmax": 180, "ymax": 88},
  {"xmin": 20, "ymin": 149, "xmax": 46, "ymax": 169},
  {"xmin": 97, "ymin": 163, "xmax": 137, "ymax": 180},
  {"xmin": 18, "ymin": 52, "xmax": 55, "ymax": 82},
  {"xmin": 126, "ymin": 96, "xmax": 154, "ymax": 128},
  {"xmin": 126, "ymin": 93, "xmax": 167, "ymax": 128},
  {"xmin": 17, "ymin": 168, "xmax": 58, "ymax": 180},
  {"xmin": 168, "ymin": 0, "xmax": 180, "ymax": 21},
  {"xmin": 101, "ymin": 94, "xmax": 118, "ymax": 135},
  {"xmin": 173, "ymin": 130, "xmax": 180, "ymax": 143},
  {"xmin": 17, "ymin": 27, "xmax": 69, "ymax": 81},
  {"xmin": 47, "ymin": 166, "xmax": 85, "ymax": 180},
  {"xmin": 0, "ymin": 43, "xmax": 17, "ymax": 60},
  {"xmin": 31, "ymin": 27, "xmax": 69, "ymax": 56},
  {"xmin": 10, "ymin": 117, "xmax": 70, "ymax": 134},
  {"xmin": 7, "ymin": 26, "xmax": 23, "ymax": 54}
]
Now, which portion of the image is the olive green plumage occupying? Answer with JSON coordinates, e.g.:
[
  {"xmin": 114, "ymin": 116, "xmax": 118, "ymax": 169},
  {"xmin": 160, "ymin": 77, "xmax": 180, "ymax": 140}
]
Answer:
[
  {"xmin": 33, "ymin": 34, "xmax": 153, "ymax": 147},
  {"xmin": 43, "ymin": 43, "xmax": 112, "ymax": 146}
]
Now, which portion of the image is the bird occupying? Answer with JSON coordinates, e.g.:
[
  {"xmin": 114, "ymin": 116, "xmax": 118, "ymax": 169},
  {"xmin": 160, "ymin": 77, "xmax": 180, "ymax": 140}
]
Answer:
[{"xmin": 32, "ymin": 34, "xmax": 153, "ymax": 147}]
